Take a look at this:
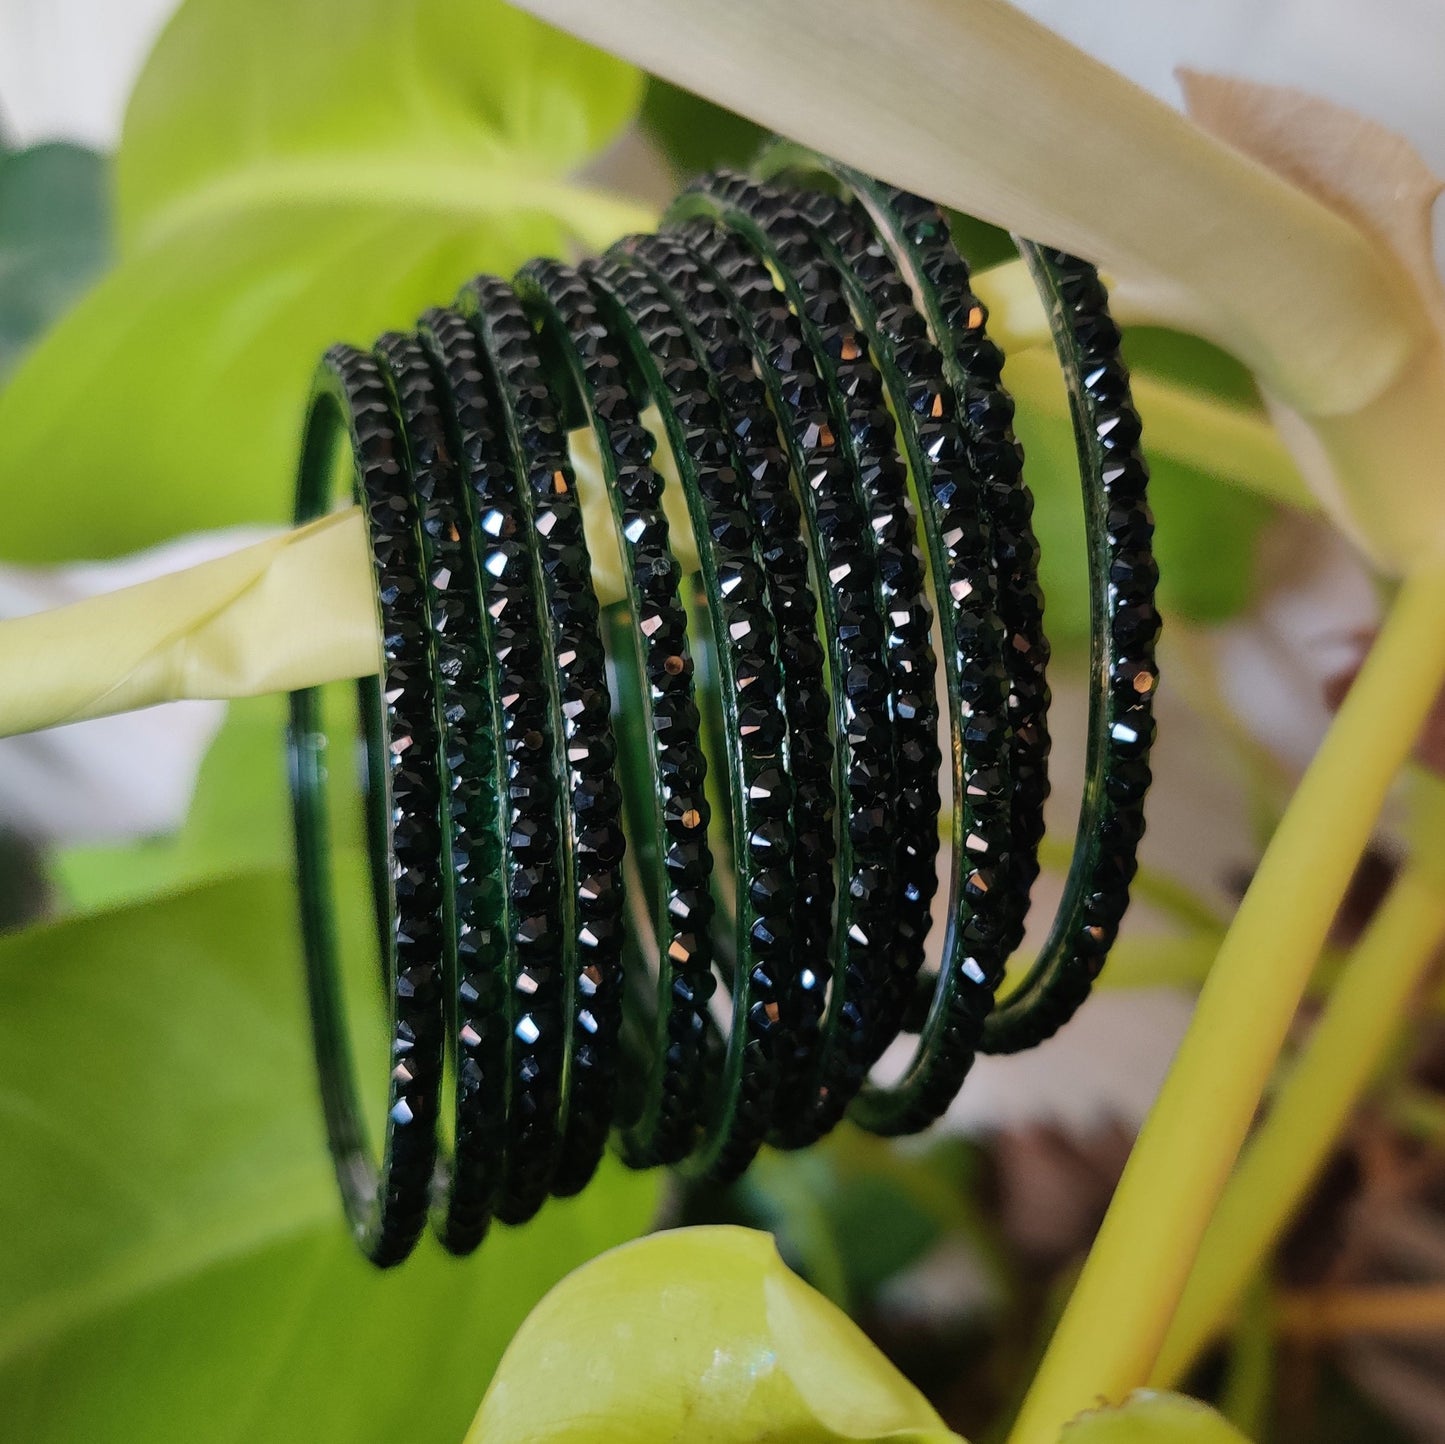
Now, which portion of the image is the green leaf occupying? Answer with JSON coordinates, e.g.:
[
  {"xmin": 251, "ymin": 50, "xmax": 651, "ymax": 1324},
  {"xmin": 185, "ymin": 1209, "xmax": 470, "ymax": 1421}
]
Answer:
[
  {"xmin": 53, "ymin": 692, "xmax": 290, "ymax": 911},
  {"xmin": 1058, "ymin": 1392, "xmax": 1253, "ymax": 1443},
  {"xmin": 640, "ymin": 78, "xmax": 768, "ymax": 180},
  {"xmin": 1121, "ymin": 328, "xmax": 1261, "ymax": 411},
  {"xmin": 732, "ymin": 1129, "xmax": 1009, "ymax": 1315},
  {"xmin": 0, "ymin": 870, "xmax": 658, "ymax": 1442},
  {"xmin": 0, "ymin": 0, "xmax": 651, "ymax": 562},
  {"xmin": 0, "ymin": 141, "xmax": 110, "ymax": 379},
  {"xmin": 469, "ymin": 1225, "xmax": 965, "ymax": 1443}
]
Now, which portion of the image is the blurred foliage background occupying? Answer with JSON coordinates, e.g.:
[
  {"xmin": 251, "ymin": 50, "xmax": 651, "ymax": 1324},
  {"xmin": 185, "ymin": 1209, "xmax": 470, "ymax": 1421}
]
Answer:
[{"xmin": 1, "ymin": 2, "xmax": 1443, "ymax": 1442}]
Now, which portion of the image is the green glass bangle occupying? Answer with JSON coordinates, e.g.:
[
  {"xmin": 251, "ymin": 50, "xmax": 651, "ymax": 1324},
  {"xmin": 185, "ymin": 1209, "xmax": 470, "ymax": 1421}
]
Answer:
[
  {"xmin": 289, "ymin": 343, "xmax": 447, "ymax": 1268},
  {"xmin": 808, "ymin": 166, "xmax": 1053, "ymax": 966},
  {"xmin": 584, "ymin": 251, "xmax": 797, "ymax": 1183},
  {"xmin": 676, "ymin": 176, "xmax": 944, "ymax": 1003},
  {"xmin": 661, "ymin": 217, "xmax": 906, "ymax": 1145},
  {"xmin": 790, "ymin": 160, "xmax": 1159, "ymax": 1054},
  {"xmin": 670, "ymin": 176, "xmax": 956, "ymax": 1137},
  {"xmin": 410, "ymin": 307, "xmax": 524, "ymax": 1252},
  {"xmin": 282, "ymin": 155, "xmax": 1159, "ymax": 1265},
  {"xmin": 456, "ymin": 275, "xmax": 618, "ymax": 1223},
  {"xmin": 514, "ymin": 258, "xmax": 720, "ymax": 1172},
  {"xmin": 456, "ymin": 281, "xmax": 627, "ymax": 1204},
  {"xmin": 979, "ymin": 242, "xmax": 1158, "ymax": 1051},
  {"xmin": 744, "ymin": 176, "xmax": 1018, "ymax": 1136},
  {"xmin": 619, "ymin": 230, "xmax": 837, "ymax": 1108}
]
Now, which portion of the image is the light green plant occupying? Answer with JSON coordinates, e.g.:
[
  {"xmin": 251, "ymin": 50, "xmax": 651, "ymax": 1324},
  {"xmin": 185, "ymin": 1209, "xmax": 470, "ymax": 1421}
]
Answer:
[
  {"xmin": 1, "ymin": 1, "xmax": 1442, "ymax": 1442},
  {"xmin": 464, "ymin": 1226, "xmax": 1250, "ymax": 1444}
]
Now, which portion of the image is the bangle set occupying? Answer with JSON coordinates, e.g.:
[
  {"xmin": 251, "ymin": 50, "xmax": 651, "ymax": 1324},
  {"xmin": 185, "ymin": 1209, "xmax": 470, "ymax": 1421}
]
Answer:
[{"xmin": 288, "ymin": 155, "xmax": 1159, "ymax": 1266}]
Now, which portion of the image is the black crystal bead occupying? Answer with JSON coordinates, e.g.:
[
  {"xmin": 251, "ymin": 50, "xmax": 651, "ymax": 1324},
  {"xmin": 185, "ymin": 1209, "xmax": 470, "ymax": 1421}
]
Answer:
[
  {"xmin": 670, "ymin": 173, "xmax": 947, "ymax": 1144},
  {"xmin": 516, "ymin": 257, "xmax": 719, "ymax": 1172},
  {"xmin": 289, "ymin": 343, "xmax": 447, "ymax": 1268},
  {"xmin": 660, "ymin": 208, "xmax": 903, "ymax": 1145},
  {"xmin": 459, "ymin": 274, "xmax": 622, "ymax": 1219},
  {"xmin": 289, "ymin": 153, "xmax": 1158, "ymax": 1268},
  {"xmin": 750, "ymin": 173, "xmax": 1015, "ymax": 1137},
  {"xmin": 585, "ymin": 249, "xmax": 797, "ymax": 1185},
  {"xmin": 376, "ymin": 323, "xmax": 509, "ymax": 1254}
]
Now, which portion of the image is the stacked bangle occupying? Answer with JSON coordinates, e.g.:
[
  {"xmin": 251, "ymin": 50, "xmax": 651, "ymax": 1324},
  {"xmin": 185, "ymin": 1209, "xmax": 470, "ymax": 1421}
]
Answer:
[
  {"xmin": 291, "ymin": 344, "xmax": 448, "ymax": 1267},
  {"xmin": 289, "ymin": 152, "xmax": 1159, "ymax": 1265}
]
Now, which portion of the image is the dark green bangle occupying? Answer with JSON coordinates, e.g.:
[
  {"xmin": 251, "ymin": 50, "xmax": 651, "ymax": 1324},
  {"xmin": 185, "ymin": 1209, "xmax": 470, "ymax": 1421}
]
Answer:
[
  {"xmin": 410, "ymin": 306, "xmax": 523, "ymax": 1254},
  {"xmin": 515, "ymin": 258, "xmax": 719, "ymax": 1172},
  {"xmin": 661, "ymin": 217, "xmax": 904, "ymax": 1145},
  {"xmin": 814, "ymin": 169, "xmax": 1053, "ymax": 969},
  {"xmin": 584, "ymin": 251, "xmax": 797, "ymax": 1184},
  {"xmin": 283, "ymin": 154, "xmax": 1160, "ymax": 1266},
  {"xmin": 619, "ymin": 230, "xmax": 836, "ymax": 1107},
  {"xmin": 679, "ymin": 176, "xmax": 944, "ymax": 1007},
  {"xmin": 457, "ymin": 275, "xmax": 622, "ymax": 1222},
  {"xmin": 669, "ymin": 177, "xmax": 947, "ymax": 1138},
  {"xmin": 454, "ymin": 282, "xmax": 627, "ymax": 1204},
  {"xmin": 744, "ymin": 177, "xmax": 1018, "ymax": 1136},
  {"xmin": 979, "ymin": 243, "xmax": 1158, "ymax": 1051},
  {"xmin": 289, "ymin": 343, "xmax": 447, "ymax": 1268},
  {"xmin": 773, "ymin": 159, "xmax": 1158, "ymax": 1055}
]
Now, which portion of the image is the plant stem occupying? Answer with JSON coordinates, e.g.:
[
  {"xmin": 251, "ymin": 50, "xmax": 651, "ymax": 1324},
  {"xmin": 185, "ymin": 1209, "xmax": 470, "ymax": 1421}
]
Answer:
[
  {"xmin": 1151, "ymin": 860, "xmax": 1445, "ymax": 1384},
  {"xmin": 1007, "ymin": 560, "xmax": 1445, "ymax": 1444},
  {"xmin": 1274, "ymin": 1284, "xmax": 1445, "ymax": 1339},
  {"xmin": 1387, "ymin": 1085, "xmax": 1445, "ymax": 1143},
  {"xmin": 1218, "ymin": 1277, "xmax": 1274, "ymax": 1440}
]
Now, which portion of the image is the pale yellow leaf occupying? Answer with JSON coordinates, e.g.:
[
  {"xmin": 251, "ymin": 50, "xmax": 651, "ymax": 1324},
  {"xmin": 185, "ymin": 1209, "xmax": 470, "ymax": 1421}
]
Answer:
[
  {"xmin": 0, "ymin": 510, "xmax": 376, "ymax": 736},
  {"xmin": 468, "ymin": 1225, "xmax": 963, "ymax": 1444},
  {"xmin": 510, "ymin": 0, "xmax": 1416, "ymax": 417},
  {"xmin": 1177, "ymin": 73, "xmax": 1445, "ymax": 571}
]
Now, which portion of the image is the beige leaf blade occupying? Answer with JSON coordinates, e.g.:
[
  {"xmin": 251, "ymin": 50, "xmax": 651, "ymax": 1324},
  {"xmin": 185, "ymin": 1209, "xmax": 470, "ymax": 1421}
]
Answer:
[
  {"xmin": 0, "ymin": 511, "xmax": 377, "ymax": 737},
  {"xmin": 1175, "ymin": 70, "xmax": 1445, "ymax": 572},
  {"xmin": 510, "ymin": 0, "xmax": 1418, "ymax": 418}
]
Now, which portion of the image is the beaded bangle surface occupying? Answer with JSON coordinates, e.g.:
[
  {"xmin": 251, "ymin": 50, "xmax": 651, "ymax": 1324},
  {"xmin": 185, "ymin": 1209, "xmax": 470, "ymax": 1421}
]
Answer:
[
  {"xmin": 517, "ymin": 258, "xmax": 721, "ymax": 1172},
  {"xmin": 288, "ymin": 153, "xmax": 1159, "ymax": 1265},
  {"xmin": 759, "ymin": 154, "xmax": 1160, "ymax": 1058},
  {"xmin": 290, "ymin": 344, "xmax": 448, "ymax": 1268}
]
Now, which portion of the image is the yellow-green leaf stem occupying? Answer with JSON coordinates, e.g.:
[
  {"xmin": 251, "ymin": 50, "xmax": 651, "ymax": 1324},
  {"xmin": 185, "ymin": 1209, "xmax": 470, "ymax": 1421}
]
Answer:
[
  {"xmin": 1150, "ymin": 860, "xmax": 1445, "ymax": 1386},
  {"xmin": 1217, "ymin": 1280, "xmax": 1273, "ymax": 1441},
  {"xmin": 1008, "ymin": 558, "xmax": 1445, "ymax": 1444}
]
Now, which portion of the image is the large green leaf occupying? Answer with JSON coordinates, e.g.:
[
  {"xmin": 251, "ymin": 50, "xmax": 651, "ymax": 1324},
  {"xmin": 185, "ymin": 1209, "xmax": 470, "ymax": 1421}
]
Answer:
[
  {"xmin": 0, "ymin": 871, "xmax": 658, "ymax": 1441},
  {"xmin": 0, "ymin": 140, "xmax": 110, "ymax": 380},
  {"xmin": 0, "ymin": 0, "xmax": 651, "ymax": 562},
  {"xmin": 720, "ymin": 1128, "xmax": 1008, "ymax": 1317},
  {"xmin": 640, "ymin": 78, "xmax": 768, "ymax": 181}
]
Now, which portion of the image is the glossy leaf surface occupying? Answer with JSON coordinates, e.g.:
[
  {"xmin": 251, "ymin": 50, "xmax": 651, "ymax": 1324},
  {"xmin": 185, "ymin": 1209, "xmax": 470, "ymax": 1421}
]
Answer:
[
  {"xmin": 469, "ymin": 1225, "xmax": 964, "ymax": 1443},
  {"xmin": 1060, "ymin": 1392, "xmax": 1252, "ymax": 1442},
  {"xmin": 0, "ymin": 870, "xmax": 658, "ymax": 1442},
  {"xmin": 0, "ymin": 0, "xmax": 651, "ymax": 561}
]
